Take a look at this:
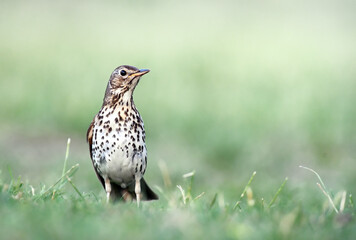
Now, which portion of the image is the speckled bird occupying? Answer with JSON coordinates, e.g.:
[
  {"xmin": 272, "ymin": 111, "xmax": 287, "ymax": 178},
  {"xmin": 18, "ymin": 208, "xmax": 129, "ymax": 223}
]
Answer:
[{"xmin": 87, "ymin": 65, "xmax": 158, "ymax": 205}]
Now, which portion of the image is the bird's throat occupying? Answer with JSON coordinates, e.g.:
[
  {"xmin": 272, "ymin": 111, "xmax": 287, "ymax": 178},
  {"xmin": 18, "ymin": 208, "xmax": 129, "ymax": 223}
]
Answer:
[{"xmin": 104, "ymin": 89, "xmax": 136, "ymax": 112}]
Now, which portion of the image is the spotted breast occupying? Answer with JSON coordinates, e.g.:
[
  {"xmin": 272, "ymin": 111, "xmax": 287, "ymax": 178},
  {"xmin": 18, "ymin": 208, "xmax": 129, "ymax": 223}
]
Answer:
[{"xmin": 91, "ymin": 103, "xmax": 147, "ymax": 187}]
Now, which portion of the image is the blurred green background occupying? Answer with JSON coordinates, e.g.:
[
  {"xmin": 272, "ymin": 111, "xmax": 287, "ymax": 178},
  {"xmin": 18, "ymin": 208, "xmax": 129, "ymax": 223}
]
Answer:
[{"xmin": 0, "ymin": 0, "xmax": 355, "ymax": 200}]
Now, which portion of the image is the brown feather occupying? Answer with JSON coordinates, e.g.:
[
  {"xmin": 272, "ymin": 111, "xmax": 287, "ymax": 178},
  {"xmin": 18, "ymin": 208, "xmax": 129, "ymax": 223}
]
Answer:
[
  {"xmin": 86, "ymin": 119, "xmax": 94, "ymax": 158},
  {"xmin": 87, "ymin": 118, "xmax": 105, "ymax": 188}
]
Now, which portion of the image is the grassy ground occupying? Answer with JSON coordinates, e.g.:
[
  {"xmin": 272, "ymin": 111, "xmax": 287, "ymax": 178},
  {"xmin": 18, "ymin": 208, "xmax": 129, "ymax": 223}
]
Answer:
[
  {"xmin": 0, "ymin": 153, "xmax": 355, "ymax": 239},
  {"xmin": 0, "ymin": 0, "xmax": 355, "ymax": 239}
]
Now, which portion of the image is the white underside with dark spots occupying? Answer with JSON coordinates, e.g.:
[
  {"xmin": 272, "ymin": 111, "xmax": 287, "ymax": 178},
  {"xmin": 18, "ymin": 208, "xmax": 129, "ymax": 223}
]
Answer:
[{"xmin": 91, "ymin": 102, "xmax": 147, "ymax": 188}]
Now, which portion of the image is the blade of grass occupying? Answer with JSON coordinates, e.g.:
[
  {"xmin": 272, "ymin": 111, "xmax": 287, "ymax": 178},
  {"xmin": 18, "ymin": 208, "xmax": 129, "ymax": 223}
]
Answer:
[
  {"xmin": 7, "ymin": 165, "xmax": 13, "ymax": 180},
  {"xmin": 300, "ymin": 165, "xmax": 338, "ymax": 214},
  {"xmin": 29, "ymin": 185, "xmax": 35, "ymax": 196},
  {"xmin": 317, "ymin": 182, "xmax": 339, "ymax": 213},
  {"xmin": 193, "ymin": 192, "xmax": 205, "ymax": 201},
  {"xmin": 51, "ymin": 190, "xmax": 56, "ymax": 200},
  {"xmin": 183, "ymin": 171, "xmax": 195, "ymax": 178},
  {"xmin": 233, "ymin": 171, "xmax": 257, "ymax": 210},
  {"xmin": 66, "ymin": 176, "xmax": 85, "ymax": 200},
  {"xmin": 186, "ymin": 171, "xmax": 195, "ymax": 200},
  {"xmin": 268, "ymin": 177, "xmax": 288, "ymax": 208},
  {"xmin": 340, "ymin": 191, "xmax": 346, "ymax": 213},
  {"xmin": 349, "ymin": 194, "xmax": 354, "ymax": 209},
  {"xmin": 233, "ymin": 201, "xmax": 242, "ymax": 210},
  {"xmin": 209, "ymin": 193, "xmax": 218, "ymax": 209},
  {"xmin": 7, "ymin": 166, "xmax": 13, "ymax": 192},
  {"xmin": 158, "ymin": 160, "xmax": 172, "ymax": 187},
  {"xmin": 90, "ymin": 192, "xmax": 99, "ymax": 202},
  {"xmin": 62, "ymin": 138, "xmax": 71, "ymax": 178},
  {"xmin": 37, "ymin": 164, "xmax": 79, "ymax": 200},
  {"xmin": 299, "ymin": 166, "xmax": 327, "ymax": 192},
  {"xmin": 240, "ymin": 171, "xmax": 257, "ymax": 199},
  {"xmin": 177, "ymin": 185, "xmax": 186, "ymax": 204}
]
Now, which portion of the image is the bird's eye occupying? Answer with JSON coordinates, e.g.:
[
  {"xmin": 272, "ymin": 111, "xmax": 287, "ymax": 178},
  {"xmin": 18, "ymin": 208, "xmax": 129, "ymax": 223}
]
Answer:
[{"xmin": 120, "ymin": 70, "xmax": 127, "ymax": 76}]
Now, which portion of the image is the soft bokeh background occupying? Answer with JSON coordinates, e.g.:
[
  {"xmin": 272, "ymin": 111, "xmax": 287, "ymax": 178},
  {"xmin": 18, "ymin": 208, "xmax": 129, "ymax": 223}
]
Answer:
[{"xmin": 0, "ymin": 0, "xmax": 355, "ymax": 205}]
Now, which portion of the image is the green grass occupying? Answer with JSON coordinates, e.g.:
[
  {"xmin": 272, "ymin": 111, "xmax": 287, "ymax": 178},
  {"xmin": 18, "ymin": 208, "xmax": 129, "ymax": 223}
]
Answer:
[
  {"xmin": 1, "ymin": 0, "xmax": 356, "ymax": 239},
  {"xmin": 0, "ymin": 143, "xmax": 355, "ymax": 240}
]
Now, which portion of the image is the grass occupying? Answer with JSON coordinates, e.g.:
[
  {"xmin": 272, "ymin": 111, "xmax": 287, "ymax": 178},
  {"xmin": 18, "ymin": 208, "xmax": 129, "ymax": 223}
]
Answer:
[
  {"xmin": 0, "ymin": 140, "xmax": 355, "ymax": 240},
  {"xmin": 1, "ymin": 0, "xmax": 356, "ymax": 239}
]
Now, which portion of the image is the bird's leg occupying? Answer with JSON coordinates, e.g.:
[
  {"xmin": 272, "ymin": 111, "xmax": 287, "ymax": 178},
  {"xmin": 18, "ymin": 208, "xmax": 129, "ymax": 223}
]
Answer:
[
  {"xmin": 135, "ymin": 177, "xmax": 141, "ymax": 207},
  {"xmin": 104, "ymin": 176, "xmax": 111, "ymax": 203}
]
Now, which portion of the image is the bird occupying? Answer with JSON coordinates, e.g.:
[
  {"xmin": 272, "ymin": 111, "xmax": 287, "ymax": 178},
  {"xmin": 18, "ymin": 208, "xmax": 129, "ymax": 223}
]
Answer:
[{"xmin": 87, "ymin": 65, "xmax": 158, "ymax": 206}]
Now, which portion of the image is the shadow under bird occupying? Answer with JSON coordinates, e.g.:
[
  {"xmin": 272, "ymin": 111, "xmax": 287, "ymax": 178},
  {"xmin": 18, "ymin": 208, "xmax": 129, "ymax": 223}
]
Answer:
[{"xmin": 87, "ymin": 65, "xmax": 158, "ymax": 205}]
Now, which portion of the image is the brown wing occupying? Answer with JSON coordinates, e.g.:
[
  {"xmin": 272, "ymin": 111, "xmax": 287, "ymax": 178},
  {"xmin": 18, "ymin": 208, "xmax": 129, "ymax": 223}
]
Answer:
[
  {"xmin": 87, "ymin": 118, "xmax": 105, "ymax": 188},
  {"xmin": 86, "ymin": 119, "xmax": 94, "ymax": 158}
]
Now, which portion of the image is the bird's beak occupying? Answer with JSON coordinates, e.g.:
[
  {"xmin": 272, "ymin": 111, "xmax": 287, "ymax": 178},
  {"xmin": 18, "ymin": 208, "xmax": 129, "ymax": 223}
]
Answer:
[{"xmin": 129, "ymin": 69, "xmax": 150, "ymax": 78}]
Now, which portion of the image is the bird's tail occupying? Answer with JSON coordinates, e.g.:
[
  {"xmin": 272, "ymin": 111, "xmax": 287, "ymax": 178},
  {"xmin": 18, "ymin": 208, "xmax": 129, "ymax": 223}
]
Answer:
[{"xmin": 110, "ymin": 178, "xmax": 159, "ymax": 202}]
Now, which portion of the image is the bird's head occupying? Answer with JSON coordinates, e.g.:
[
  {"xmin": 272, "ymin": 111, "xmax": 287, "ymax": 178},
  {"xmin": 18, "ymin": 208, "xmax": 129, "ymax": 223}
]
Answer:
[
  {"xmin": 103, "ymin": 65, "xmax": 150, "ymax": 105},
  {"xmin": 109, "ymin": 65, "xmax": 150, "ymax": 94}
]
